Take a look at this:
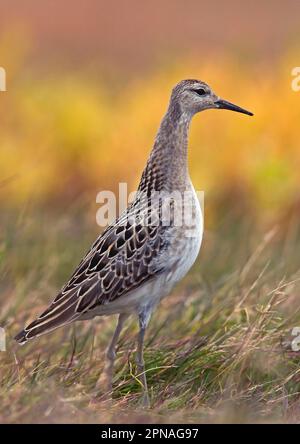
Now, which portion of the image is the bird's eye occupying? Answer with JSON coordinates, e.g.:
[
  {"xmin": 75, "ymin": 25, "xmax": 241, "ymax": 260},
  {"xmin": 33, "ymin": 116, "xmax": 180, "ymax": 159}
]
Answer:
[{"xmin": 193, "ymin": 88, "xmax": 206, "ymax": 96}]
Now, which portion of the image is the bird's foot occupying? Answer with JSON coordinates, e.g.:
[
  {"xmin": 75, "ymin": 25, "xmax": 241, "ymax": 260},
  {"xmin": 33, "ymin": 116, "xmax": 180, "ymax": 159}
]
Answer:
[
  {"xmin": 141, "ymin": 392, "xmax": 150, "ymax": 409},
  {"xmin": 89, "ymin": 381, "xmax": 113, "ymax": 409},
  {"xmin": 88, "ymin": 368, "xmax": 114, "ymax": 408},
  {"xmin": 89, "ymin": 393, "xmax": 113, "ymax": 409}
]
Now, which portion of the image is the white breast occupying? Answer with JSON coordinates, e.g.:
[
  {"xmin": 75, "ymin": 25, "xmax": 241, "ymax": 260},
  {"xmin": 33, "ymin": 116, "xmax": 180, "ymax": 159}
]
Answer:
[
  {"xmin": 167, "ymin": 186, "xmax": 203, "ymax": 285},
  {"xmin": 81, "ymin": 186, "xmax": 203, "ymax": 319}
]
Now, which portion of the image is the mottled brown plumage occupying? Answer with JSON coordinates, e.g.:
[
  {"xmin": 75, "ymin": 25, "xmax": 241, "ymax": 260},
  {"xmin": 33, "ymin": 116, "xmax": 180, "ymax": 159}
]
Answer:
[{"xmin": 15, "ymin": 79, "xmax": 253, "ymax": 405}]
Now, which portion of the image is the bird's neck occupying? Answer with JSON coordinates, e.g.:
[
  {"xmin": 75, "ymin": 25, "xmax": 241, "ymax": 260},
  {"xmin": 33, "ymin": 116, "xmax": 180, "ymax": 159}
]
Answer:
[{"xmin": 138, "ymin": 102, "xmax": 192, "ymax": 193}]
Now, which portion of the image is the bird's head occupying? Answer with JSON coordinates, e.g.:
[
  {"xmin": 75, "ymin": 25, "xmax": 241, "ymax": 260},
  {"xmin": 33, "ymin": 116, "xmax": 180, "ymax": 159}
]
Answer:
[{"xmin": 170, "ymin": 79, "xmax": 253, "ymax": 117}]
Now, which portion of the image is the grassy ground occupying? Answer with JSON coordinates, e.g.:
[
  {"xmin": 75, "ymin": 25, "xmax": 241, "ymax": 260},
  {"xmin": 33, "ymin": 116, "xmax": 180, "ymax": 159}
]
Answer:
[{"xmin": 1, "ymin": 203, "xmax": 300, "ymax": 424}]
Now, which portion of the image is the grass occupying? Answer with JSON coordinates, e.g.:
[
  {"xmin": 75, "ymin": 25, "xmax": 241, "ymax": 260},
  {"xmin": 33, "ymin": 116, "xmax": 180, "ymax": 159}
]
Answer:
[
  {"xmin": 1, "ymin": 202, "xmax": 300, "ymax": 423},
  {"xmin": 1, "ymin": 24, "xmax": 300, "ymax": 425}
]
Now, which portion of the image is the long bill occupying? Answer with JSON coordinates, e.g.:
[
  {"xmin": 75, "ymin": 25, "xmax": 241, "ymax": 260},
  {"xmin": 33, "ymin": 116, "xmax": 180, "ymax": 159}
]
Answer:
[{"xmin": 214, "ymin": 99, "xmax": 253, "ymax": 116}]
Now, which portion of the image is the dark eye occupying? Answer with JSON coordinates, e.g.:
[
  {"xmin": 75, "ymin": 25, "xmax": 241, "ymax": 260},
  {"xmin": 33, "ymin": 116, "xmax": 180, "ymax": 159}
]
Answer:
[{"xmin": 193, "ymin": 88, "xmax": 206, "ymax": 96}]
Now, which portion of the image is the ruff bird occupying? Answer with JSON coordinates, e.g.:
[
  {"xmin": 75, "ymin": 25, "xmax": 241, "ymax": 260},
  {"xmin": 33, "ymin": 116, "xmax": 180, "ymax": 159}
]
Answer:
[{"xmin": 15, "ymin": 79, "xmax": 253, "ymax": 406}]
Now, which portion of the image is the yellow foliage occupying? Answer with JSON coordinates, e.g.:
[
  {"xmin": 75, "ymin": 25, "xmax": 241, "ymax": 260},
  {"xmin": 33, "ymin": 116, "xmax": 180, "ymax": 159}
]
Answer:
[{"xmin": 0, "ymin": 51, "xmax": 299, "ymax": 222}]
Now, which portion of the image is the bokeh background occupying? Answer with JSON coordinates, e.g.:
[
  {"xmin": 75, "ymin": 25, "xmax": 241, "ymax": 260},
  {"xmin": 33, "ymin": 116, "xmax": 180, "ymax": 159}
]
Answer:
[
  {"xmin": 1, "ymin": 0, "xmax": 300, "ymax": 218},
  {"xmin": 1, "ymin": 1, "xmax": 300, "ymax": 423}
]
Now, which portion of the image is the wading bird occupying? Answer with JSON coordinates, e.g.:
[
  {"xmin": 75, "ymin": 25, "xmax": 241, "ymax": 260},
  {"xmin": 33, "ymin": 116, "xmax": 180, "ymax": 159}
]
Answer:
[{"xmin": 15, "ymin": 80, "xmax": 253, "ymax": 406}]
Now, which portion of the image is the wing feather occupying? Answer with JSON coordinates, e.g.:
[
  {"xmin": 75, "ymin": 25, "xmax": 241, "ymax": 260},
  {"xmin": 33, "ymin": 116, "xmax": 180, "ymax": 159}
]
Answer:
[{"xmin": 15, "ymin": 204, "xmax": 169, "ymax": 343}]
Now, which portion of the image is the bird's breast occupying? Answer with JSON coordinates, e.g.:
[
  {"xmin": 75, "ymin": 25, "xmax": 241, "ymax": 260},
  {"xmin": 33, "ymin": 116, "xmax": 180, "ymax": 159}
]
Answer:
[{"xmin": 164, "ymin": 185, "xmax": 203, "ymax": 285}]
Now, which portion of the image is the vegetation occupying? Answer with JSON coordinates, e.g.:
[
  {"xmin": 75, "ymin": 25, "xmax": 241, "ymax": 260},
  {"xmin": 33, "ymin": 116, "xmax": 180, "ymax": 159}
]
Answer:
[
  {"xmin": 1, "ymin": 204, "xmax": 300, "ymax": 423},
  {"xmin": 1, "ymin": 48, "xmax": 300, "ymax": 423}
]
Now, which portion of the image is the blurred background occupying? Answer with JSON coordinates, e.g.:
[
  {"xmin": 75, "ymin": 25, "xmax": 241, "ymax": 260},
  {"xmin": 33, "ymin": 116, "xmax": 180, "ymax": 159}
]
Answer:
[
  {"xmin": 1, "ymin": 0, "xmax": 300, "ymax": 423},
  {"xmin": 0, "ymin": 0, "xmax": 299, "ymax": 220}
]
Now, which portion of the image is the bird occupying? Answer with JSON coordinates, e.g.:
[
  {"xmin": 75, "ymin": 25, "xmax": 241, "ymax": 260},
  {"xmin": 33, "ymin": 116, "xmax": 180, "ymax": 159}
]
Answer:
[{"xmin": 15, "ymin": 79, "xmax": 253, "ymax": 406}]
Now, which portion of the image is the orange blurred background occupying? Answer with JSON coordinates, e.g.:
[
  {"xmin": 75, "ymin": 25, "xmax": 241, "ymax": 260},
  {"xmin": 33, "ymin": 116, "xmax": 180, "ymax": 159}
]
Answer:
[{"xmin": 0, "ymin": 1, "xmax": 300, "ymax": 224}]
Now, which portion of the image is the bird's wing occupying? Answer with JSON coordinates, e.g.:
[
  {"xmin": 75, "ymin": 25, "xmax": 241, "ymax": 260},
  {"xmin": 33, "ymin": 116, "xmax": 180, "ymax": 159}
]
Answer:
[{"xmin": 15, "ymin": 203, "xmax": 170, "ymax": 343}]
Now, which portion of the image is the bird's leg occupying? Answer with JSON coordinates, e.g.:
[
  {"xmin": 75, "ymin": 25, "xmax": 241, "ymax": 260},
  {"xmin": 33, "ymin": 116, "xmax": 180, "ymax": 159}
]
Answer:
[
  {"xmin": 97, "ymin": 313, "xmax": 128, "ymax": 395},
  {"xmin": 136, "ymin": 310, "xmax": 151, "ymax": 408}
]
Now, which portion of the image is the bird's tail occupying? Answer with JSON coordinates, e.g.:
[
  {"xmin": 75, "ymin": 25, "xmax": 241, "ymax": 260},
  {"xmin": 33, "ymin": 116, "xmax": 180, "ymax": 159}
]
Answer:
[
  {"xmin": 14, "ymin": 329, "xmax": 28, "ymax": 345},
  {"xmin": 14, "ymin": 310, "xmax": 76, "ymax": 344},
  {"xmin": 14, "ymin": 314, "xmax": 74, "ymax": 345},
  {"xmin": 14, "ymin": 290, "xmax": 81, "ymax": 344}
]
